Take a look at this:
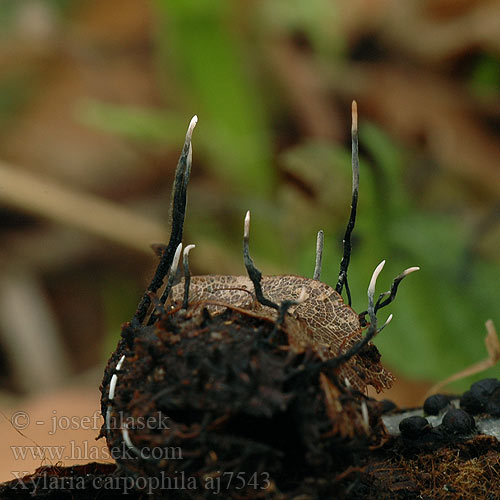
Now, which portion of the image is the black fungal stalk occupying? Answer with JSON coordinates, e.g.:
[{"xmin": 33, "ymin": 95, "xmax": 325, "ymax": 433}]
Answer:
[
  {"xmin": 243, "ymin": 210, "xmax": 280, "ymax": 311},
  {"xmin": 132, "ymin": 116, "xmax": 198, "ymax": 326},
  {"xmin": 335, "ymin": 101, "xmax": 359, "ymax": 306}
]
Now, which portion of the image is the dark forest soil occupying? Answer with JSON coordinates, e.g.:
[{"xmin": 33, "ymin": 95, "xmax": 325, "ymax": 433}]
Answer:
[
  {"xmin": 2, "ymin": 307, "xmax": 499, "ymax": 500},
  {"xmin": 1, "ymin": 435, "xmax": 499, "ymax": 499}
]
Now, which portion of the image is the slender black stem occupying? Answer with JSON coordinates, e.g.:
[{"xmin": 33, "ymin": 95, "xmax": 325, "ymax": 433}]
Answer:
[
  {"xmin": 375, "ymin": 267, "xmax": 419, "ymax": 313},
  {"xmin": 325, "ymin": 322, "xmax": 377, "ymax": 370},
  {"xmin": 132, "ymin": 117, "xmax": 197, "ymax": 325},
  {"xmin": 336, "ymin": 101, "xmax": 359, "ymax": 306},
  {"xmin": 326, "ymin": 261, "xmax": 380, "ymax": 371},
  {"xmin": 243, "ymin": 211, "xmax": 279, "ymax": 311}
]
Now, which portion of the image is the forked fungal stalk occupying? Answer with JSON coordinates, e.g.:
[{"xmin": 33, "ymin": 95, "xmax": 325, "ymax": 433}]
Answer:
[
  {"xmin": 133, "ymin": 116, "xmax": 198, "ymax": 326},
  {"xmin": 358, "ymin": 265, "xmax": 421, "ymax": 318},
  {"xmin": 375, "ymin": 266, "xmax": 420, "ymax": 313},
  {"xmin": 321, "ymin": 260, "xmax": 417, "ymax": 375}
]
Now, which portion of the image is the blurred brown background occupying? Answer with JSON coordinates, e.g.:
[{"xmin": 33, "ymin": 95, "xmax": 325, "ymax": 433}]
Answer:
[{"xmin": 0, "ymin": 0, "xmax": 499, "ymax": 480}]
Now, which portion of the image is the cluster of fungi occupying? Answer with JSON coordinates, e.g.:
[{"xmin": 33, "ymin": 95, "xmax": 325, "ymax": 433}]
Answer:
[
  {"xmin": 98, "ymin": 102, "xmax": 420, "ymax": 498},
  {"xmin": 2, "ymin": 104, "xmax": 499, "ymax": 500}
]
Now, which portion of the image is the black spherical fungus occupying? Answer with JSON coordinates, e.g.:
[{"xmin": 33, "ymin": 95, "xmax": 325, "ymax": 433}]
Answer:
[
  {"xmin": 423, "ymin": 394, "xmax": 452, "ymax": 416},
  {"xmin": 486, "ymin": 386, "xmax": 500, "ymax": 417},
  {"xmin": 442, "ymin": 408, "xmax": 476, "ymax": 435},
  {"xmin": 399, "ymin": 416, "xmax": 431, "ymax": 439},
  {"xmin": 460, "ymin": 378, "xmax": 500, "ymax": 415},
  {"xmin": 380, "ymin": 399, "xmax": 397, "ymax": 414},
  {"xmin": 393, "ymin": 379, "xmax": 500, "ymax": 452},
  {"xmin": 460, "ymin": 390, "xmax": 482, "ymax": 415},
  {"xmin": 471, "ymin": 378, "xmax": 500, "ymax": 397}
]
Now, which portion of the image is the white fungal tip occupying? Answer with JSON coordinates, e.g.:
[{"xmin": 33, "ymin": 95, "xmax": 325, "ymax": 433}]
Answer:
[
  {"xmin": 344, "ymin": 377, "xmax": 352, "ymax": 389},
  {"xmin": 108, "ymin": 374, "xmax": 118, "ymax": 401},
  {"xmin": 385, "ymin": 313, "xmax": 394, "ymax": 326},
  {"xmin": 188, "ymin": 115, "xmax": 198, "ymax": 135},
  {"xmin": 183, "ymin": 244, "xmax": 196, "ymax": 258},
  {"xmin": 170, "ymin": 243, "xmax": 183, "ymax": 276},
  {"xmin": 116, "ymin": 354, "xmax": 126, "ymax": 371},
  {"xmin": 368, "ymin": 260, "xmax": 386, "ymax": 297},
  {"xmin": 244, "ymin": 210, "xmax": 251, "ymax": 239},
  {"xmin": 403, "ymin": 266, "xmax": 420, "ymax": 276}
]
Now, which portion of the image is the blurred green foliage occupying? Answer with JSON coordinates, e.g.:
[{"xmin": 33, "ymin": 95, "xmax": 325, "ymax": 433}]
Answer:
[
  {"xmin": 155, "ymin": 0, "xmax": 275, "ymax": 196},
  {"xmin": 81, "ymin": 1, "xmax": 499, "ymax": 388},
  {"xmin": 469, "ymin": 54, "xmax": 500, "ymax": 99}
]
